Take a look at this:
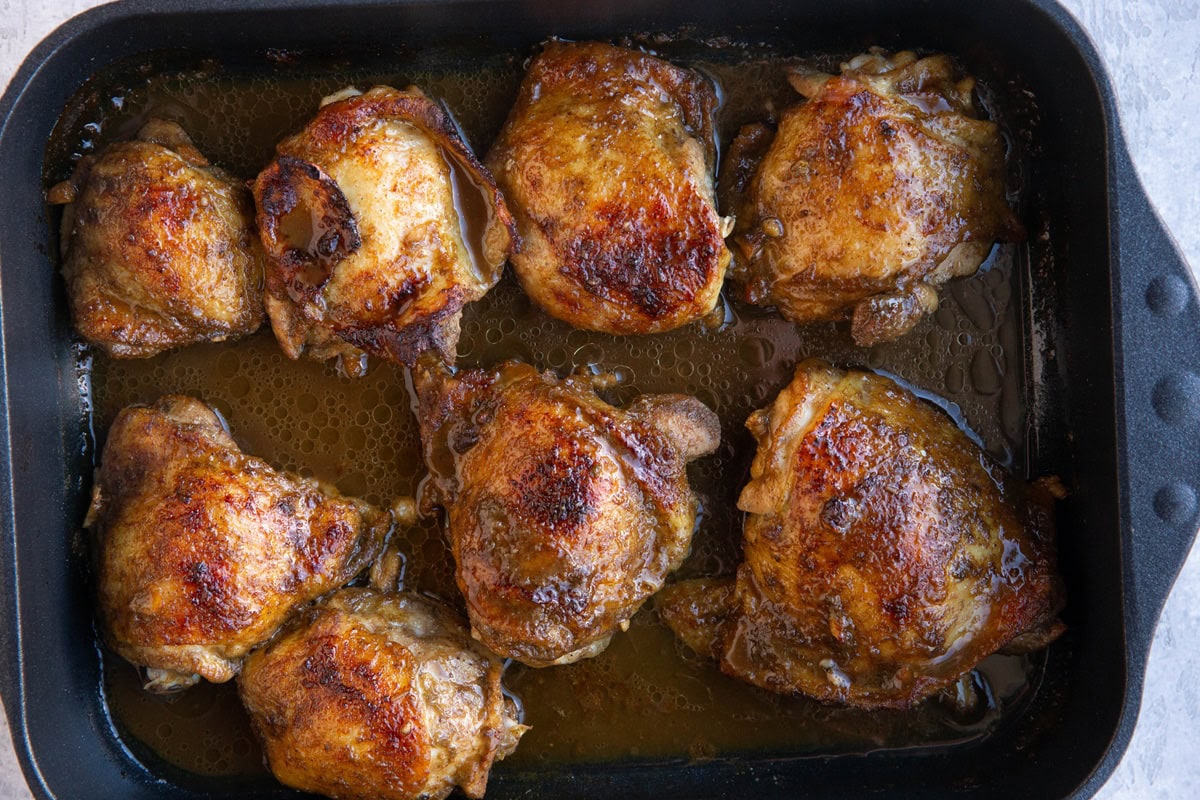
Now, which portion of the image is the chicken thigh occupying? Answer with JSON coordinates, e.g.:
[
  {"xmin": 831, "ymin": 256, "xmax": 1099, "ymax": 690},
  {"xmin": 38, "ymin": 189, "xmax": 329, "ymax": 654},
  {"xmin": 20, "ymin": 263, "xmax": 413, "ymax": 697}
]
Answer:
[
  {"xmin": 90, "ymin": 395, "xmax": 395, "ymax": 690},
  {"xmin": 659, "ymin": 360, "xmax": 1064, "ymax": 709},
  {"xmin": 48, "ymin": 119, "xmax": 265, "ymax": 358},
  {"xmin": 415, "ymin": 361, "xmax": 720, "ymax": 666},
  {"xmin": 254, "ymin": 86, "xmax": 516, "ymax": 375},
  {"xmin": 722, "ymin": 51, "xmax": 1024, "ymax": 346},
  {"xmin": 239, "ymin": 588, "xmax": 526, "ymax": 800},
  {"xmin": 487, "ymin": 41, "xmax": 732, "ymax": 334}
]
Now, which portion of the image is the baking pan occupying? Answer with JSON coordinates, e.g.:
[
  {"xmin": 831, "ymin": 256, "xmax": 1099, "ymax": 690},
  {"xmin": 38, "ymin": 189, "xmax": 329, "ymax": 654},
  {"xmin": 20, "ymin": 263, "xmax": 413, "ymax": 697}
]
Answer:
[{"xmin": 1, "ymin": 0, "xmax": 1197, "ymax": 798}]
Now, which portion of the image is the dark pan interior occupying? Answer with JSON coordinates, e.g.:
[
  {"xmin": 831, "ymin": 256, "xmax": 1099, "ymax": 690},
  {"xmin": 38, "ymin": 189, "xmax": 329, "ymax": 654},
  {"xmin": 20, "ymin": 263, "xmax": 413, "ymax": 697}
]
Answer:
[{"xmin": 0, "ymin": 1, "xmax": 1138, "ymax": 798}]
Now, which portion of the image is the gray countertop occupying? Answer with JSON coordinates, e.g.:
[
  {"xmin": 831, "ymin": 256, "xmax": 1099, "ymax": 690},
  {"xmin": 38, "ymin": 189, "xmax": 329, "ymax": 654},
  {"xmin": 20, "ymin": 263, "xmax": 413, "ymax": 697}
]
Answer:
[{"xmin": 1, "ymin": 1, "xmax": 1197, "ymax": 797}]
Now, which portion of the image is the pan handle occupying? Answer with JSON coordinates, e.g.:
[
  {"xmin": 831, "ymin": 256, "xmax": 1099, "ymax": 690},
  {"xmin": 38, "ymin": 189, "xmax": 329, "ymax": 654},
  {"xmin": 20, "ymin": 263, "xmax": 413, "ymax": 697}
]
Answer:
[{"xmin": 1111, "ymin": 138, "xmax": 1200, "ymax": 657}]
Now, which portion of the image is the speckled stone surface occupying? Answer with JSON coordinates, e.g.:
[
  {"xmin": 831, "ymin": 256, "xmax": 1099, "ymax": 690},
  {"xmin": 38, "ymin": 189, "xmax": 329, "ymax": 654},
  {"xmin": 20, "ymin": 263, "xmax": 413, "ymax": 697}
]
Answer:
[{"xmin": 0, "ymin": 1, "xmax": 1197, "ymax": 798}]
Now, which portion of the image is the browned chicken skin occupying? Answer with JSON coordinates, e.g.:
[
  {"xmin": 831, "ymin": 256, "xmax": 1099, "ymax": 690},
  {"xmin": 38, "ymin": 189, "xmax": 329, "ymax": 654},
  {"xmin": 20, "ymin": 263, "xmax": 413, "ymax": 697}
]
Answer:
[
  {"xmin": 659, "ymin": 360, "xmax": 1064, "ymax": 709},
  {"xmin": 254, "ymin": 86, "xmax": 516, "ymax": 375},
  {"xmin": 89, "ymin": 395, "xmax": 395, "ymax": 691},
  {"xmin": 487, "ymin": 41, "xmax": 732, "ymax": 334},
  {"xmin": 48, "ymin": 119, "xmax": 265, "ymax": 358},
  {"xmin": 722, "ymin": 51, "xmax": 1024, "ymax": 346},
  {"xmin": 415, "ymin": 360, "xmax": 720, "ymax": 666},
  {"xmin": 239, "ymin": 588, "xmax": 526, "ymax": 800}
]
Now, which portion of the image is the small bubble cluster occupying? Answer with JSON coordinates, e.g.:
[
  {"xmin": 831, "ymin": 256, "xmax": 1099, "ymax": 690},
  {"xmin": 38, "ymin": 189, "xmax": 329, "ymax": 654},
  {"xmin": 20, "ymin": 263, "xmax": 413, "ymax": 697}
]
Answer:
[
  {"xmin": 103, "ymin": 663, "xmax": 263, "ymax": 777},
  {"xmin": 93, "ymin": 332, "xmax": 425, "ymax": 509}
]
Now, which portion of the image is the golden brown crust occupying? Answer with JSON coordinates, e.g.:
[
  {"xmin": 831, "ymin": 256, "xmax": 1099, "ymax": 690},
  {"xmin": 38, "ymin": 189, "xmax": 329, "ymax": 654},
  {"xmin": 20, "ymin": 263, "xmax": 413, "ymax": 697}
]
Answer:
[
  {"xmin": 414, "ymin": 361, "xmax": 720, "ymax": 666},
  {"xmin": 254, "ymin": 85, "xmax": 515, "ymax": 373},
  {"xmin": 737, "ymin": 361, "xmax": 1062, "ymax": 707},
  {"xmin": 91, "ymin": 395, "xmax": 392, "ymax": 688},
  {"xmin": 663, "ymin": 361, "xmax": 1063, "ymax": 709},
  {"xmin": 656, "ymin": 577, "xmax": 738, "ymax": 663},
  {"xmin": 725, "ymin": 51, "xmax": 1024, "ymax": 346},
  {"xmin": 50, "ymin": 120, "xmax": 265, "ymax": 358},
  {"xmin": 239, "ymin": 588, "xmax": 526, "ymax": 800},
  {"xmin": 487, "ymin": 40, "xmax": 730, "ymax": 334}
]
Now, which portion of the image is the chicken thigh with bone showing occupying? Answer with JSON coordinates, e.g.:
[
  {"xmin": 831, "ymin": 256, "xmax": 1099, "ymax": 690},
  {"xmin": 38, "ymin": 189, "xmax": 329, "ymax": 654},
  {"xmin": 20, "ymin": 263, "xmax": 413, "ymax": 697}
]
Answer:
[{"xmin": 254, "ymin": 85, "xmax": 516, "ymax": 375}]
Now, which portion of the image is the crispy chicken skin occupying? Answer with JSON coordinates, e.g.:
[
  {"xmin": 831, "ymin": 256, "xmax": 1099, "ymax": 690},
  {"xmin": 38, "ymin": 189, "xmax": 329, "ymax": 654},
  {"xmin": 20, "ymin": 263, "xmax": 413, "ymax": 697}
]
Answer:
[
  {"xmin": 48, "ymin": 119, "xmax": 265, "ymax": 358},
  {"xmin": 254, "ymin": 86, "xmax": 516, "ymax": 375},
  {"xmin": 487, "ymin": 41, "xmax": 732, "ymax": 334},
  {"xmin": 659, "ymin": 360, "xmax": 1064, "ymax": 709},
  {"xmin": 722, "ymin": 51, "xmax": 1024, "ymax": 346},
  {"xmin": 89, "ymin": 395, "xmax": 393, "ymax": 691},
  {"xmin": 415, "ymin": 360, "xmax": 720, "ymax": 667},
  {"xmin": 239, "ymin": 588, "xmax": 526, "ymax": 800}
]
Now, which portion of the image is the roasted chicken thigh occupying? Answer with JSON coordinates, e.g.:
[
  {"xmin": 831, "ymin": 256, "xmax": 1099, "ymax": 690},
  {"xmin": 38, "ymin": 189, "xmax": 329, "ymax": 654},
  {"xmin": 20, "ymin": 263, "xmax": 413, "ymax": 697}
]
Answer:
[
  {"xmin": 48, "ymin": 119, "xmax": 265, "ymax": 358},
  {"xmin": 722, "ymin": 51, "xmax": 1024, "ymax": 345},
  {"xmin": 239, "ymin": 588, "xmax": 526, "ymax": 800},
  {"xmin": 487, "ymin": 41, "xmax": 732, "ymax": 334},
  {"xmin": 415, "ymin": 361, "xmax": 720, "ymax": 666},
  {"xmin": 90, "ymin": 395, "xmax": 395, "ymax": 690},
  {"xmin": 254, "ymin": 86, "xmax": 516, "ymax": 375},
  {"xmin": 659, "ymin": 360, "xmax": 1064, "ymax": 709}
]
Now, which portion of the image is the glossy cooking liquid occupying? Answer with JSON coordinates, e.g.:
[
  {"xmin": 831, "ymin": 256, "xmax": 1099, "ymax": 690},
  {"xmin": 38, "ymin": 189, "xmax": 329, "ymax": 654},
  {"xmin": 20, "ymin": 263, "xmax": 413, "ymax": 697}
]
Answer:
[{"xmin": 49, "ymin": 40, "xmax": 1041, "ymax": 777}]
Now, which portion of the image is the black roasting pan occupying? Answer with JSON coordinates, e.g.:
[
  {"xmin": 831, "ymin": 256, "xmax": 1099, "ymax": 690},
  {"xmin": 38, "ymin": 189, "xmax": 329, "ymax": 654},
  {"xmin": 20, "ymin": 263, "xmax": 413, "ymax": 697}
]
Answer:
[{"xmin": 0, "ymin": 1, "xmax": 1197, "ymax": 798}]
